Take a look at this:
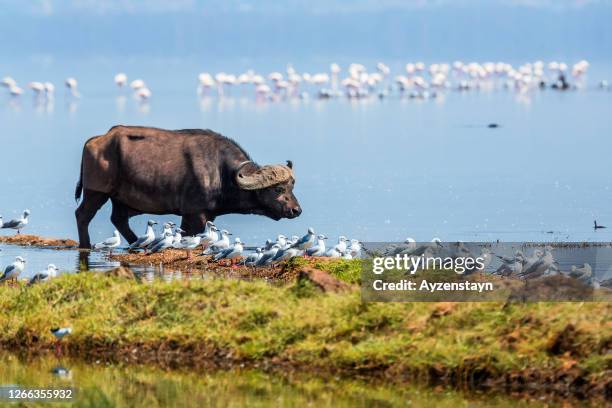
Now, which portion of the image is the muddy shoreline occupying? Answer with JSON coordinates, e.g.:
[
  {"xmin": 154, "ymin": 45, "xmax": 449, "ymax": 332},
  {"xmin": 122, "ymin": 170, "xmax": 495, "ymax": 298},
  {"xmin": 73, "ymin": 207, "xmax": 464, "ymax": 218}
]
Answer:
[
  {"xmin": 0, "ymin": 234, "xmax": 78, "ymax": 249},
  {"xmin": 108, "ymin": 249, "xmax": 349, "ymax": 282}
]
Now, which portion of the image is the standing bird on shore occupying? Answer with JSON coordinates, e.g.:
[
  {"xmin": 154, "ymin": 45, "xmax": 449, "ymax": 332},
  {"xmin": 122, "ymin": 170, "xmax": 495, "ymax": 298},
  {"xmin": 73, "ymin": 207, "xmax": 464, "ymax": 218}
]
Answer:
[
  {"xmin": 333, "ymin": 236, "xmax": 348, "ymax": 253},
  {"xmin": 129, "ymin": 220, "xmax": 158, "ymax": 251},
  {"xmin": 256, "ymin": 243, "xmax": 281, "ymax": 266},
  {"xmin": 0, "ymin": 256, "xmax": 26, "ymax": 283},
  {"xmin": 292, "ymin": 227, "xmax": 316, "ymax": 250},
  {"xmin": 519, "ymin": 248, "xmax": 555, "ymax": 279},
  {"xmin": 203, "ymin": 229, "xmax": 231, "ymax": 255},
  {"xmin": 495, "ymin": 251, "xmax": 524, "ymax": 277},
  {"xmin": 569, "ymin": 263, "xmax": 593, "ymax": 285},
  {"xmin": 306, "ymin": 235, "xmax": 328, "ymax": 257},
  {"xmin": 172, "ymin": 228, "xmax": 185, "ymax": 248},
  {"xmin": 65, "ymin": 77, "xmax": 80, "ymax": 98},
  {"xmin": 324, "ymin": 236, "xmax": 348, "ymax": 258},
  {"xmin": 383, "ymin": 237, "xmax": 416, "ymax": 256},
  {"xmin": 348, "ymin": 239, "xmax": 362, "ymax": 258},
  {"xmin": 179, "ymin": 235, "xmax": 202, "ymax": 259},
  {"xmin": 147, "ymin": 222, "xmax": 174, "ymax": 250},
  {"xmin": 522, "ymin": 249, "xmax": 543, "ymax": 271},
  {"xmin": 150, "ymin": 231, "xmax": 174, "ymax": 253},
  {"xmin": 50, "ymin": 327, "xmax": 72, "ymax": 356},
  {"xmin": 198, "ymin": 221, "xmax": 219, "ymax": 247},
  {"xmin": 93, "ymin": 230, "xmax": 121, "ymax": 253},
  {"xmin": 324, "ymin": 245, "xmax": 343, "ymax": 258},
  {"xmin": 276, "ymin": 234, "xmax": 288, "ymax": 248},
  {"xmin": 263, "ymin": 239, "xmax": 274, "ymax": 250},
  {"xmin": 243, "ymin": 248, "xmax": 263, "ymax": 266},
  {"xmin": 29, "ymin": 264, "xmax": 59, "ymax": 285},
  {"xmin": 214, "ymin": 237, "xmax": 244, "ymax": 265},
  {"xmin": 1, "ymin": 209, "xmax": 30, "ymax": 234},
  {"xmin": 273, "ymin": 245, "xmax": 303, "ymax": 262}
]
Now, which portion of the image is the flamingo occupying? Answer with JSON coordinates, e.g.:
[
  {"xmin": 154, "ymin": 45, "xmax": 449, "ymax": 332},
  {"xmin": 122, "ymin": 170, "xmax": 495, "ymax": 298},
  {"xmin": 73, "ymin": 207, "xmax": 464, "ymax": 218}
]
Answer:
[
  {"xmin": 28, "ymin": 81, "xmax": 45, "ymax": 97},
  {"xmin": 136, "ymin": 87, "xmax": 151, "ymax": 101},
  {"xmin": 255, "ymin": 84, "xmax": 271, "ymax": 100},
  {"xmin": 130, "ymin": 79, "xmax": 146, "ymax": 90},
  {"xmin": 1, "ymin": 76, "xmax": 17, "ymax": 88},
  {"xmin": 197, "ymin": 72, "xmax": 215, "ymax": 95},
  {"xmin": 65, "ymin": 77, "xmax": 80, "ymax": 97},
  {"xmin": 44, "ymin": 82, "xmax": 55, "ymax": 98},
  {"xmin": 9, "ymin": 84, "xmax": 23, "ymax": 97},
  {"xmin": 114, "ymin": 72, "xmax": 128, "ymax": 87}
]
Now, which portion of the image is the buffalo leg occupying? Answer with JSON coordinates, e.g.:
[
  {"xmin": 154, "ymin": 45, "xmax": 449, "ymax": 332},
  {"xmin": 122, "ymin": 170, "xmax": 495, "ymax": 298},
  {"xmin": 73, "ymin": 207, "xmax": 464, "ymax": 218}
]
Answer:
[
  {"xmin": 76, "ymin": 189, "xmax": 109, "ymax": 249},
  {"xmin": 180, "ymin": 213, "xmax": 209, "ymax": 236},
  {"xmin": 110, "ymin": 199, "xmax": 138, "ymax": 244}
]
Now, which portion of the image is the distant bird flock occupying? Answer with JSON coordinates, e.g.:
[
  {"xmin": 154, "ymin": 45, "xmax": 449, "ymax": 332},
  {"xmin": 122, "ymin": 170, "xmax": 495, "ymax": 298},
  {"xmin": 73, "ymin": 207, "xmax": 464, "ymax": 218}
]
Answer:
[
  {"xmin": 1, "ymin": 60, "xmax": 609, "ymax": 107},
  {"xmin": 194, "ymin": 60, "xmax": 599, "ymax": 101}
]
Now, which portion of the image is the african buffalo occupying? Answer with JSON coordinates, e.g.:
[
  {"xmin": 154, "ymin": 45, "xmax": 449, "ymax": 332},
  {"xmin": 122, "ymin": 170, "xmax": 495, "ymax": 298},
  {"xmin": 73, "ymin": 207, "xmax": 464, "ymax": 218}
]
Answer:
[{"xmin": 75, "ymin": 126, "xmax": 301, "ymax": 249}]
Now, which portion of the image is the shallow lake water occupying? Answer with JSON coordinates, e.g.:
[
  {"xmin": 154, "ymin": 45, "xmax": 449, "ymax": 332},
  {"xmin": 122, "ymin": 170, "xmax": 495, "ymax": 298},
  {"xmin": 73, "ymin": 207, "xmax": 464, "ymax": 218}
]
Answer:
[
  {"xmin": 0, "ymin": 352, "xmax": 548, "ymax": 408},
  {"xmin": 1, "ymin": 58, "xmax": 612, "ymax": 249},
  {"xmin": 3, "ymin": 241, "xmax": 612, "ymax": 283},
  {"xmin": 2, "ymin": 59, "xmax": 612, "ymax": 279}
]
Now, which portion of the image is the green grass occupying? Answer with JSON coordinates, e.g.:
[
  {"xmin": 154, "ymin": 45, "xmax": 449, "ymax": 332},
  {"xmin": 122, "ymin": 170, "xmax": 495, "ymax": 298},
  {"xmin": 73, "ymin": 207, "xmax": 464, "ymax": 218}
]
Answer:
[
  {"xmin": 285, "ymin": 257, "xmax": 363, "ymax": 284},
  {"xmin": 0, "ymin": 270, "xmax": 610, "ymax": 398}
]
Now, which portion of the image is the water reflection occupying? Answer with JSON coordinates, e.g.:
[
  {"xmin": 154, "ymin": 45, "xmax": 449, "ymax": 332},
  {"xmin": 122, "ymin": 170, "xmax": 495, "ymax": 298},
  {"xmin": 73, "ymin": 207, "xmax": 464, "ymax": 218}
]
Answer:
[
  {"xmin": 0, "ymin": 352, "xmax": 546, "ymax": 408},
  {"xmin": 51, "ymin": 365, "xmax": 72, "ymax": 381}
]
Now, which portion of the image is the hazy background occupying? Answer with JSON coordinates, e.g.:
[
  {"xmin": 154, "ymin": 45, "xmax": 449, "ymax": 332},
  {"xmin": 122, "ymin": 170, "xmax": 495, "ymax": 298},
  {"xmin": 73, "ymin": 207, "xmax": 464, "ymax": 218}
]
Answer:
[{"xmin": 0, "ymin": 1, "xmax": 610, "ymax": 61}]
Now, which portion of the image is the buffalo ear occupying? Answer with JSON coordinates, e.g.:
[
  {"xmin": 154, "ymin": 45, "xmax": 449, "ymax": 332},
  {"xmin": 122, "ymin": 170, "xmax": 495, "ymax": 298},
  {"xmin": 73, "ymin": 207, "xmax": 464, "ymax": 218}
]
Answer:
[{"xmin": 286, "ymin": 160, "xmax": 293, "ymax": 169}]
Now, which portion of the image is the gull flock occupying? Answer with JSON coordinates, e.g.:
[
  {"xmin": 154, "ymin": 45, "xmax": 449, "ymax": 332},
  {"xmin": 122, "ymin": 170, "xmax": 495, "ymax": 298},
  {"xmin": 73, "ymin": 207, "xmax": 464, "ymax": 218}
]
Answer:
[
  {"xmin": 0, "ymin": 208, "xmax": 609, "ymax": 289},
  {"xmin": 381, "ymin": 238, "xmax": 603, "ymax": 288},
  {"xmin": 95, "ymin": 220, "xmax": 363, "ymax": 268},
  {"xmin": 1, "ymin": 59, "xmax": 608, "ymax": 108}
]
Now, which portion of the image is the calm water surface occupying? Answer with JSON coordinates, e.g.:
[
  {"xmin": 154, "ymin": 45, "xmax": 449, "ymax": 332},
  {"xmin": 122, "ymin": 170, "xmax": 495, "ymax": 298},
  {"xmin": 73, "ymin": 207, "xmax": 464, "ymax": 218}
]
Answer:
[
  {"xmin": 1, "ymin": 58, "xmax": 612, "ymax": 247},
  {"xmin": 0, "ymin": 352, "xmax": 548, "ymax": 408}
]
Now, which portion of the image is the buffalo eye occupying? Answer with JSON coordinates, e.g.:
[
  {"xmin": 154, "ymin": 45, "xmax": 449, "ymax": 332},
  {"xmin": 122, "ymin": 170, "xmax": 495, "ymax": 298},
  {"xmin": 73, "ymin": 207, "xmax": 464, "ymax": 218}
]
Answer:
[{"xmin": 275, "ymin": 186, "xmax": 284, "ymax": 194}]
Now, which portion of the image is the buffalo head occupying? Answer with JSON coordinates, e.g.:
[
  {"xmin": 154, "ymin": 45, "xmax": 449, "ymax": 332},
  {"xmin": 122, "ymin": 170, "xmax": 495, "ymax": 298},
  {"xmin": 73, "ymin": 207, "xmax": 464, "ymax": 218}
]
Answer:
[{"xmin": 236, "ymin": 160, "xmax": 302, "ymax": 220}]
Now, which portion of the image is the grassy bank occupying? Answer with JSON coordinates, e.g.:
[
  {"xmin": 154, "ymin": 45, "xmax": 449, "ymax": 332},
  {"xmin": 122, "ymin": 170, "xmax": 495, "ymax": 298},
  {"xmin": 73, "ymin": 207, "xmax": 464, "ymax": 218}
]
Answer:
[{"xmin": 0, "ymin": 265, "xmax": 610, "ymax": 402}]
